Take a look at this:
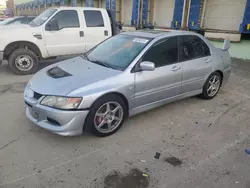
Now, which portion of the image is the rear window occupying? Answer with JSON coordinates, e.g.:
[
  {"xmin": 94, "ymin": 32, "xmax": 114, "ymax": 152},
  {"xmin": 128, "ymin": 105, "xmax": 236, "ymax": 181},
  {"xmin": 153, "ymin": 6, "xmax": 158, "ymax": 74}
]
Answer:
[{"xmin": 84, "ymin": 10, "xmax": 104, "ymax": 27}]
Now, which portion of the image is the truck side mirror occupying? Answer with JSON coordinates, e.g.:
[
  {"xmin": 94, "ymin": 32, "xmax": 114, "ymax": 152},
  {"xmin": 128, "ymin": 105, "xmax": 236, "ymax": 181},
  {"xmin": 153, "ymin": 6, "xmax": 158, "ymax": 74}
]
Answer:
[{"xmin": 46, "ymin": 18, "xmax": 59, "ymax": 31}]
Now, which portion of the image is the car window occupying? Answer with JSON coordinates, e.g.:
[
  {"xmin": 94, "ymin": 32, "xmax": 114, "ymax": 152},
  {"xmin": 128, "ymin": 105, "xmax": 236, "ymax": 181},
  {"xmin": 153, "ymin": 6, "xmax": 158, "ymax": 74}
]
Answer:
[
  {"xmin": 84, "ymin": 10, "xmax": 104, "ymax": 27},
  {"xmin": 86, "ymin": 35, "xmax": 151, "ymax": 70},
  {"xmin": 142, "ymin": 37, "xmax": 179, "ymax": 68},
  {"xmin": 179, "ymin": 35, "xmax": 211, "ymax": 61},
  {"xmin": 52, "ymin": 10, "xmax": 79, "ymax": 29},
  {"xmin": 30, "ymin": 9, "xmax": 57, "ymax": 26}
]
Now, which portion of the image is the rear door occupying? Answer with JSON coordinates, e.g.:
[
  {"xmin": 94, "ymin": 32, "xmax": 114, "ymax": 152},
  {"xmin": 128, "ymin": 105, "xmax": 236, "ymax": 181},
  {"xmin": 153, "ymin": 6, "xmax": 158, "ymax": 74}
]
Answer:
[
  {"xmin": 43, "ymin": 10, "xmax": 85, "ymax": 56},
  {"xmin": 82, "ymin": 9, "xmax": 111, "ymax": 51},
  {"xmin": 179, "ymin": 35, "xmax": 213, "ymax": 94}
]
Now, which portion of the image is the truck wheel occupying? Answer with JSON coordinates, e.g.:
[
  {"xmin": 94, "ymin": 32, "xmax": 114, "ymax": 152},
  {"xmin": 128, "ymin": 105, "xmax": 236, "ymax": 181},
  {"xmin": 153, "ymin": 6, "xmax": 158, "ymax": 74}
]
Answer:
[{"xmin": 8, "ymin": 48, "xmax": 39, "ymax": 75}]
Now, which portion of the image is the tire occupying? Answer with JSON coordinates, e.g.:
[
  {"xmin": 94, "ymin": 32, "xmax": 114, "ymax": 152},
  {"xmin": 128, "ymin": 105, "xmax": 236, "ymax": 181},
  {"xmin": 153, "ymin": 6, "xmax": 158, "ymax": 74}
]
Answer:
[
  {"xmin": 8, "ymin": 48, "xmax": 39, "ymax": 75},
  {"xmin": 85, "ymin": 94, "xmax": 128, "ymax": 137},
  {"xmin": 200, "ymin": 72, "xmax": 222, "ymax": 100}
]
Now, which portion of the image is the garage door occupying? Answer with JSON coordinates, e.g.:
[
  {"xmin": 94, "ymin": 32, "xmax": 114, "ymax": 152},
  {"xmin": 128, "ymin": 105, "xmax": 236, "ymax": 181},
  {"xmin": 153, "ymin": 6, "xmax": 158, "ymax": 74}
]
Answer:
[
  {"xmin": 76, "ymin": 0, "xmax": 86, "ymax": 6},
  {"xmin": 121, "ymin": 0, "xmax": 132, "ymax": 25},
  {"xmin": 154, "ymin": 0, "xmax": 175, "ymax": 27},
  {"xmin": 100, "ymin": 0, "xmax": 105, "ymax": 8},
  {"xmin": 203, "ymin": 0, "xmax": 246, "ymax": 31}
]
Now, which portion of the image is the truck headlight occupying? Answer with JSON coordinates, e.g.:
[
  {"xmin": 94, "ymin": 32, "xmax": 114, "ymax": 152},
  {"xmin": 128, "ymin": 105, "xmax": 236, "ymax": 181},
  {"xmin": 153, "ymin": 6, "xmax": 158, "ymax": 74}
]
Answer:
[{"xmin": 41, "ymin": 96, "xmax": 82, "ymax": 110}]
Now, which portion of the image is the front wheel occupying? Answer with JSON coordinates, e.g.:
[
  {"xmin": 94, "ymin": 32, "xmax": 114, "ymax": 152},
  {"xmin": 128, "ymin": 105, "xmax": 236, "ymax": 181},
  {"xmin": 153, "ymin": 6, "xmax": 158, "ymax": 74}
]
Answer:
[
  {"xmin": 85, "ymin": 94, "xmax": 127, "ymax": 137},
  {"xmin": 200, "ymin": 72, "xmax": 222, "ymax": 100},
  {"xmin": 8, "ymin": 48, "xmax": 39, "ymax": 75}
]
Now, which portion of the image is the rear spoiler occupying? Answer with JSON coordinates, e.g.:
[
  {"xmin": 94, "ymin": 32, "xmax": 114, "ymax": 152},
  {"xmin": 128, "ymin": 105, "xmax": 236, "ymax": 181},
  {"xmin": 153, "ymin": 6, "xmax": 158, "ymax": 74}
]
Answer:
[{"xmin": 222, "ymin": 39, "xmax": 230, "ymax": 51}]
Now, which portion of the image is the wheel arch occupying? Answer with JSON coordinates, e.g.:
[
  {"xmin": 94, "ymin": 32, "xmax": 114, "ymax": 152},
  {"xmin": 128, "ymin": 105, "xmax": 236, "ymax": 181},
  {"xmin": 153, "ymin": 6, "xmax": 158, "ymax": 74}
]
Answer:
[
  {"xmin": 4, "ymin": 41, "xmax": 42, "ymax": 60},
  {"xmin": 94, "ymin": 92, "xmax": 129, "ymax": 114},
  {"xmin": 214, "ymin": 70, "xmax": 224, "ymax": 86}
]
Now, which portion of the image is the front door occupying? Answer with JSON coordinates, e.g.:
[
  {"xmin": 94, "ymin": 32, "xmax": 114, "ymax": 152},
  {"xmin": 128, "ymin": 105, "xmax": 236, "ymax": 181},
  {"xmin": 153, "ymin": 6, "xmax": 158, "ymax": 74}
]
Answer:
[
  {"xmin": 43, "ymin": 10, "xmax": 85, "ymax": 56},
  {"xmin": 134, "ymin": 37, "xmax": 182, "ymax": 108},
  {"xmin": 82, "ymin": 9, "xmax": 110, "ymax": 51},
  {"xmin": 179, "ymin": 35, "xmax": 213, "ymax": 94}
]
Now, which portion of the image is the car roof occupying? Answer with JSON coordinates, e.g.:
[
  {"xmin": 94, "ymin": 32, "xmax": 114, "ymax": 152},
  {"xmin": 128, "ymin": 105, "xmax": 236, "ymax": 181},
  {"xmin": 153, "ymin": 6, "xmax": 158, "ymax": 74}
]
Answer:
[
  {"xmin": 121, "ymin": 29, "xmax": 200, "ymax": 39},
  {"xmin": 54, "ymin": 7, "xmax": 106, "ymax": 11},
  {"xmin": 13, "ymin": 16, "xmax": 35, "ymax": 19}
]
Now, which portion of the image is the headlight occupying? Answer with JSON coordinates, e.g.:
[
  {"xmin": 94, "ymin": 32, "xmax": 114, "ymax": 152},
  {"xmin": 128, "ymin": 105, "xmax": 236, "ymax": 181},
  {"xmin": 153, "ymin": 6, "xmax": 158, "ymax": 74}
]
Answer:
[{"xmin": 41, "ymin": 96, "xmax": 82, "ymax": 110}]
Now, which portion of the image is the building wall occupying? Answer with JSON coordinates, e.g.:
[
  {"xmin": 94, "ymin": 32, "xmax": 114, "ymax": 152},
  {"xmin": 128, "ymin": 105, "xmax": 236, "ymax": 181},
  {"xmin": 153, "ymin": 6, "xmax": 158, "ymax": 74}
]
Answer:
[
  {"xmin": 14, "ymin": 0, "xmax": 249, "ymax": 34},
  {"xmin": 203, "ymin": 0, "xmax": 247, "ymax": 31},
  {"xmin": 121, "ymin": 0, "xmax": 132, "ymax": 25},
  {"xmin": 153, "ymin": 0, "xmax": 174, "ymax": 28}
]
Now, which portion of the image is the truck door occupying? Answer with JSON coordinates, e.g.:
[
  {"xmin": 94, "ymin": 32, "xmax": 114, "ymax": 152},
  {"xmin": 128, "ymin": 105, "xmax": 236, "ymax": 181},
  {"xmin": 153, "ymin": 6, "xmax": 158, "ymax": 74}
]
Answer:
[
  {"xmin": 82, "ymin": 9, "xmax": 112, "ymax": 51},
  {"xmin": 43, "ymin": 9, "xmax": 85, "ymax": 56}
]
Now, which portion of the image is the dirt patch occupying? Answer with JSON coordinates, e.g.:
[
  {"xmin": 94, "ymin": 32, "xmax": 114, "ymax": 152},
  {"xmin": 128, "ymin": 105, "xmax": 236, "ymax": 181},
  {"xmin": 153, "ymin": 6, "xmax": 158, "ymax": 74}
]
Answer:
[
  {"xmin": 165, "ymin": 157, "xmax": 183, "ymax": 166},
  {"xmin": 104, "ymin": 168, "xmax": 149, "ymax": 188},
  {"xmin": 0, "ymin": 82, "xmax": 27, "ymax": 94}
]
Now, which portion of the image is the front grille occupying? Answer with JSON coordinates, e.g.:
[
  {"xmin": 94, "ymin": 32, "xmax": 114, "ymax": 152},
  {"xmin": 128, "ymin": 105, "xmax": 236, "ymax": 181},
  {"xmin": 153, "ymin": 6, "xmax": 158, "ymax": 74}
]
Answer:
[{"xmin": 34, "ymin": 92, "xmax": 43, "ymax": 100}]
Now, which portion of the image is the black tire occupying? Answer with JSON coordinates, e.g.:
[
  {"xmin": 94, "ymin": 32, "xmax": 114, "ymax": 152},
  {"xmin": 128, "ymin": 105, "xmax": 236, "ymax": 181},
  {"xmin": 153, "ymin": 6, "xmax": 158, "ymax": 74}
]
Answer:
[
  {"xmin": 85, "ymin": 94, "xmax": 128, "ymax": 137},
  {"xmin": 200, "ymin": 72, "xmax": 222, "ymax": 100},
  {"xmin": 8, "ymin": 48, "xmax": 39, "ymax": 75}
]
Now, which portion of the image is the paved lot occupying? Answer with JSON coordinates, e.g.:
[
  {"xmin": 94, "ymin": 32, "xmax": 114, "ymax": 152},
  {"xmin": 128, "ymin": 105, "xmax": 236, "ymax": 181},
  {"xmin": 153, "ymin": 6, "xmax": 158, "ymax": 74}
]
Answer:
[{"xmin": 0, "ymin": 58, "xmax": 250, "ymax": 188}]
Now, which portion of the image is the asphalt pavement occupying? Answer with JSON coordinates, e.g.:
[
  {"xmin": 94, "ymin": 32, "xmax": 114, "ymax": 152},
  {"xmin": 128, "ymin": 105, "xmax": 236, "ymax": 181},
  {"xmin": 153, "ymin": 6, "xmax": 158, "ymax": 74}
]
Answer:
[{"xmin": 0, "ymin": 58, "xmax": 250, "ymax": 188}]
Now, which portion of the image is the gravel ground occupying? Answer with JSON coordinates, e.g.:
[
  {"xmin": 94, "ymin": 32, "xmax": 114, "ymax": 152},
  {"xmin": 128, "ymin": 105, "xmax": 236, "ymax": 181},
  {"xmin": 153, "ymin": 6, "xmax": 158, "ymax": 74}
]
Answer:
[{"xmin": 0, "ymin": 58, "xmax": 250, "ymax": 188}]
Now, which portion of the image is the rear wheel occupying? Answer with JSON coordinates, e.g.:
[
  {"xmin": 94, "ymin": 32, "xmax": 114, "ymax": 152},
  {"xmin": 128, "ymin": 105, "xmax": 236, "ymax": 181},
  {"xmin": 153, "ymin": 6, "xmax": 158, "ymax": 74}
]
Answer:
[
  {"xmin": 8, "ymin": 48, "xmax": 39, "ymax": 75},
  {"xmin": 85, "ymin": 94, "xmax": 127, "ymax": 137},
  {"xmin": 200, "ymin": 72, "xmax": 222, "ymax": 100}
]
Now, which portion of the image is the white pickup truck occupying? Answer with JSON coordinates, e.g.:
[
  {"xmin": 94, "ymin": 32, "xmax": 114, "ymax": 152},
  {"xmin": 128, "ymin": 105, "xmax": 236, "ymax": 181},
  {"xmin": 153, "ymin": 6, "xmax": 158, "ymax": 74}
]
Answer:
[{"xmin": 0, "ymin": 7, "xmax": 118, "ymax": 75}]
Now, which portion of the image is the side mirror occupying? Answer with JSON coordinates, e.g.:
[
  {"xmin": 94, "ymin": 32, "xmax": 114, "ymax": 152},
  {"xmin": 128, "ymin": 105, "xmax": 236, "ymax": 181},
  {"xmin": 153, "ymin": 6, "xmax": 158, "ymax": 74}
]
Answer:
[
  {"xmin": 222, "ymin": 39, "xmax": 230, "ymax": 51},
  {"xmin": 140, "ymin": 61, "xmax": 155, "ymax": 71},
  {"xmin": 46, "ymin": 18, "xmax": 59, "ymax": 31}
]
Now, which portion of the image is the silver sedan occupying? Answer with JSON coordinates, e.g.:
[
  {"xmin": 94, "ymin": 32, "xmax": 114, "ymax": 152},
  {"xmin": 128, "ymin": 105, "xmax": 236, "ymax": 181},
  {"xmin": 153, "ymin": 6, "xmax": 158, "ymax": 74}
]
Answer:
[{"xmin": 24, "ymin": 30, "xmax": 231, "ymax": 137}]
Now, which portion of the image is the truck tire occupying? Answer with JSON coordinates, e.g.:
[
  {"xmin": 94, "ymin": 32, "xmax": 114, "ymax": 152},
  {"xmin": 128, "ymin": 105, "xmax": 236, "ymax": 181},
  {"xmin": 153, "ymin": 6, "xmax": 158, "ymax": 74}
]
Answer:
[{"xmin": 8, "ymin": 48, "xmax": 39, "ymax": 75}]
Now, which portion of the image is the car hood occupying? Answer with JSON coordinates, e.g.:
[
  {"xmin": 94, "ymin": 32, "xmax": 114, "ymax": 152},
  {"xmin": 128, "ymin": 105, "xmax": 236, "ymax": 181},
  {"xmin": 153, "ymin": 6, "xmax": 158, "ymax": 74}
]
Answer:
[
  {"xmin": 28, "ymin": 56, "xmax": 122, "ymax": 96},
  {"xmin": 0, "ymin": 24, "xmax": 31, "ymax": 29}
]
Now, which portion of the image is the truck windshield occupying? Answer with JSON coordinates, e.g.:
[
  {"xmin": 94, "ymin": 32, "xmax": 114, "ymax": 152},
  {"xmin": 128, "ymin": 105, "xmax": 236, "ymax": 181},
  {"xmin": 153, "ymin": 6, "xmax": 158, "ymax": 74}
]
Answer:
[
  {"xmin": 30, "ymin": 9, "xmax": 57, "ymax": 26},
  {"xmin": 85, "ymin": 34, "xmax": 151, "ymax": 71}
]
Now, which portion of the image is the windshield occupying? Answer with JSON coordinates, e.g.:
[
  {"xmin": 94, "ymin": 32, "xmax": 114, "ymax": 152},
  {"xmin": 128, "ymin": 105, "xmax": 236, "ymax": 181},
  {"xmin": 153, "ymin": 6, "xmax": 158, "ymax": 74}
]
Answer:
[
  {"xmin": 0, "ymin": 17, "xmax": 14, "ymax": 25},
  {"xmin": 86, "ymin": 34, "xmax": 151, "ymax": 71},
  {"xmin": 30, "ymin": 9, "xmax": 56, "ymax": 26}
]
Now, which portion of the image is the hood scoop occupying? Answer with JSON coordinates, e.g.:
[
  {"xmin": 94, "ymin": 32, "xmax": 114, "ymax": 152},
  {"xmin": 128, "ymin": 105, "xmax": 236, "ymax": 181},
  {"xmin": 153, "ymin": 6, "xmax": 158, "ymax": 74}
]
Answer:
[{"xmin": 47, "ymin": 66, "xmax": 72, "ymax": 79}]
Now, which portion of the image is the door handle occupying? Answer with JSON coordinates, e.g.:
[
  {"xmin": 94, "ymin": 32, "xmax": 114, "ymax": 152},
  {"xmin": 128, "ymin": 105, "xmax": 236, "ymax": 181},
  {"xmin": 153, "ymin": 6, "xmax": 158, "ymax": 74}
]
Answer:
[
  {"xmin": 171, "ymin": 66, "xmax": 181, "ymax": 72},
  {"xmin": 104, "ymin": 30, "xmax": 108, "ymax": 36},
  {"xmin": 204, "ymin": 58, "xmax": 211, "ymax": 63},
  {"xmin": 79, "ymin": 31, "xmax": 84, "ymax": 37}
]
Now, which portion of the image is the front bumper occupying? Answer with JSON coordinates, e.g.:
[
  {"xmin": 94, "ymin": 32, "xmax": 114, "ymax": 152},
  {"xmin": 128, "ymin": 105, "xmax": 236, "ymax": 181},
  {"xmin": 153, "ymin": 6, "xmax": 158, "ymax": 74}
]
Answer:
[{"xmin": 25, "ymin": 101, "xmax": 89, "ymax": 136}]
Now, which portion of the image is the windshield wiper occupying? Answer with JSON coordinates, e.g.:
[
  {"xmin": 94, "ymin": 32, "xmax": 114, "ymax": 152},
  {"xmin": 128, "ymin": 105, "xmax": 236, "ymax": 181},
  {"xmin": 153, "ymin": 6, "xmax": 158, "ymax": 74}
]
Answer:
[
  {"xmin": 91, "ymin": 60, "xmax": 118, "ymax": 70},
  {"xmin": 82, "ymin": 54, "xmax": 89, "ymax": 61}
]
